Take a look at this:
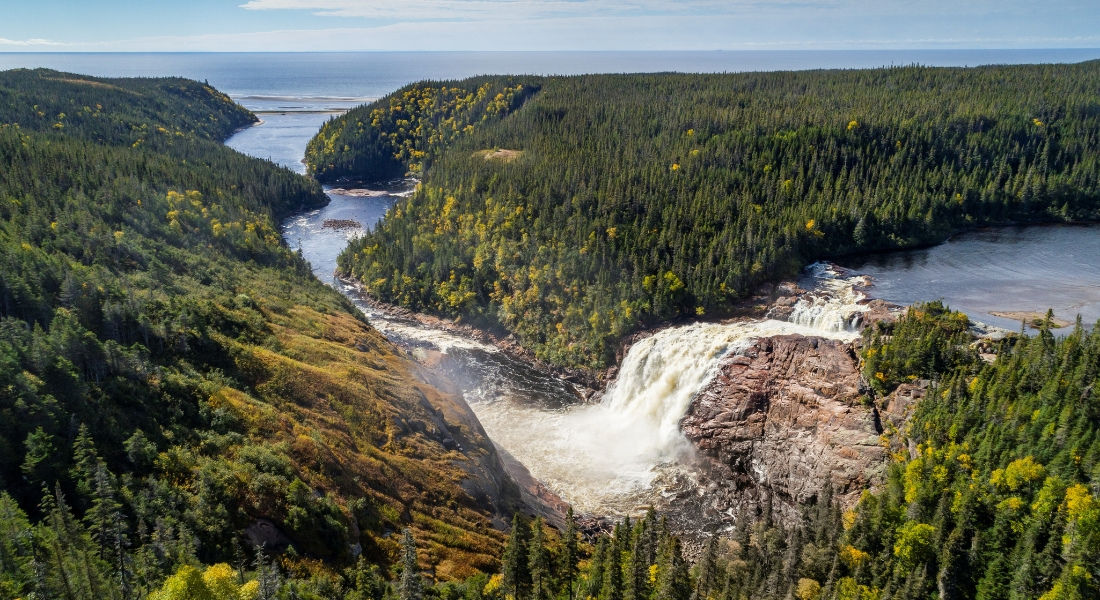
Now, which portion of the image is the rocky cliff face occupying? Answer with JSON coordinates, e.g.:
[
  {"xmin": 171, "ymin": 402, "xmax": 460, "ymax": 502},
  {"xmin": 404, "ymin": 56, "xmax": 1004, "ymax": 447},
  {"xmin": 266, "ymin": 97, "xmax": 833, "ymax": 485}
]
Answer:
[{"xmin": 683, "ymin": 334, "xmax": 895, "ymax": 524}]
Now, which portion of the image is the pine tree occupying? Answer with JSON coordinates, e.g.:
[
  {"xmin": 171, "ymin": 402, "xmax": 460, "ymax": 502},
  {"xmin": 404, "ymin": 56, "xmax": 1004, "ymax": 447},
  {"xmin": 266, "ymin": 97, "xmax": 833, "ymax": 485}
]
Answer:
[
  {"xmin": 561, "ymin": 507, "xmax": 580, "ymax": 600},
  {"xmin": 693, "ymin": 536, "xmax": 719, "ymax": 600},
  {"xmin": 586, "ymin": 538, "xmax": 609, "ymax": 600},
  {"xmin": 347, "ymin": 556, "xmax": 387, "ymax": 600},
  {"xmin": 254, "ymin": 545, "xmax": 280, "ymax": 600},
  {"xmin": 40, "ymin": 484, "xmax": 114, "ymax": 600},
  {"xmin": 935, "ymin": 526, "xmax": 969, "ymax": 600},
  {"xmin": 84, "ymin": 463, "xmax": 125, "ymax": 559},
  {"xmin": 656, "ymin": 535, "xmax": 691, "ymax": 600},
  {"xmin": 639, "ymin": 510, "xmax": 658, "ymax": 567},
  {"xmin": 70, "ymin": 424, "xmax": 99, "ymax": 503},
  {"xmin": 625, "ymin": 526, "xmax": 650, "ymax": 600}
]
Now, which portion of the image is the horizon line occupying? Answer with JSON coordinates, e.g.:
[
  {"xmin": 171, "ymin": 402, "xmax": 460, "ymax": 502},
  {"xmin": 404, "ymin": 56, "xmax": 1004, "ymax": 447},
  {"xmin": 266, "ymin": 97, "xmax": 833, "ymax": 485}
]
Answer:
[{"xmin": 3, "ymin": 47, "xmax": 1100, "ymax": 55}]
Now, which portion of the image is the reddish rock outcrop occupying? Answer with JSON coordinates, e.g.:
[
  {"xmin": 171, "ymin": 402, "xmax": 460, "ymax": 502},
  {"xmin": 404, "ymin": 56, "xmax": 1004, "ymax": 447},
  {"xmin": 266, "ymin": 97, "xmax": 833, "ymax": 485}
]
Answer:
[{"xmin": 682, "ymin": 334, "xmax": 887, "ymax": 524}]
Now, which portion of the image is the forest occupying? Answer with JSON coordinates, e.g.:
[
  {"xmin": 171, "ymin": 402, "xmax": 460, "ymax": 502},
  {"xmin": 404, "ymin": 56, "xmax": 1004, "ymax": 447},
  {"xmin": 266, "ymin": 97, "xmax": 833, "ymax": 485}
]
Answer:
[
  {"xmin": 27, "ymin": 304, "xmax": 1085, "ymax": 600},
  {"xmin": 3, "ymin": 65, "xmax": 1099, "ymax": 599},
  {"xmin": 311, "ymin": 62, "xmax": 1100, "ymax": 369},
  {"xmin": 0, "ymin": 69, "xmax": 525, "ymax": 598}
]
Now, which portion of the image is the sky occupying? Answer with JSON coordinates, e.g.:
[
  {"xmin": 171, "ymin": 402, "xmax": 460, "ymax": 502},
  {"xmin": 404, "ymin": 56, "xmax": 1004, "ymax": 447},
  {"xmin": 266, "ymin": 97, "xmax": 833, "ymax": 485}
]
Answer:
[{"xmin": 2, "ymin": 0, "xmax": 1099, "ymax": 52}]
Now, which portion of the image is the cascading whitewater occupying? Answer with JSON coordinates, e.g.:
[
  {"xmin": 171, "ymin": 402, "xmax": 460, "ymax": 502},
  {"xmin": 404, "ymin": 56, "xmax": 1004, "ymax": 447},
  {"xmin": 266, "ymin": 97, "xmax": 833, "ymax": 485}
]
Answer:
[
  {"xmin": 469, "ymin": 265, "xmax": 871, "ymax": 514},
  {"xmin": 283, "ymin": 179, "xmax": 882, "ymax": 513},
  {"xmin": 787, "ymin": 262, "xmax": 871, "ymax": 332}
]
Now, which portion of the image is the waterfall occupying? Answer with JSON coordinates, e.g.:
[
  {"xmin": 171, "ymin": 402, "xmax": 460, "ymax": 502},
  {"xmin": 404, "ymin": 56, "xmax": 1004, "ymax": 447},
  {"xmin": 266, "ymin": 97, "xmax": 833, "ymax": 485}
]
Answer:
[
  {"xmin": 344, "ymin": 259, "xmax": 871, "ymax": 514},
  {"xmin": 470, "ymin": 265, "xmax": 871, "ymax": 513}
]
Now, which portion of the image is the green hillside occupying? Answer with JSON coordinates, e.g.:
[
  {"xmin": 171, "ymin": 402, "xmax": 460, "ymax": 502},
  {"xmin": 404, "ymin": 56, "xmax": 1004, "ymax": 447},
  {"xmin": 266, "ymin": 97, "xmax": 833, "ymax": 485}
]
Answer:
[
  {"xmin": 0, "ymin": 69, "xmax": 516, "ymax": 598},
  {"xmin": 309, "ymin": 62, "xmax": 1100, "ymax": 369}
]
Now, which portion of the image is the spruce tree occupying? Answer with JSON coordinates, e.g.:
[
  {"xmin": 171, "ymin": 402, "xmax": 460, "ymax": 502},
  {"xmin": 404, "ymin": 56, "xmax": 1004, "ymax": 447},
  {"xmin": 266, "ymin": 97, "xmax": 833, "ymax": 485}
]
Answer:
[
  {"xmin": 399, "ymin": 528, "xmax": 422, "ymax": 600},
  {"xmin": 528, "ymin": 518, "xmax": 551, "ymax": 600},
  {"xmin": 503, "ymin": 514, "xmax": 531, "ymax": 600},
  {"xmin": 602, "ymin": 521, "xmax": 625, "ymax": 600}
]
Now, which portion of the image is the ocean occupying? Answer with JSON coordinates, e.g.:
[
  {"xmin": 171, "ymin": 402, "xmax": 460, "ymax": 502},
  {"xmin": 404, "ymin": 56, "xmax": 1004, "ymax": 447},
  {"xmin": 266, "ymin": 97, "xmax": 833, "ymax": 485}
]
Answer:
[{"xmin": 2, "ymin": 49, "xmax": 1099, "ymax": 116}]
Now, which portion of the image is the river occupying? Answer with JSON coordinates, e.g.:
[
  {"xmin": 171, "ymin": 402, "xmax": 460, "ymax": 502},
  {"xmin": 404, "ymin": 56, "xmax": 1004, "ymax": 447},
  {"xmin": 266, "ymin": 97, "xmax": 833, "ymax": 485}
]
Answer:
[
  {"xmin": 226, "ymin": 110, "xmax": 872, "ymax": 521},
  {"xmin": 841, "ymin": 225, "xmax": 1100, "ymax": 331},
  {"xmin": 226, "ymin": 97, "xmax": 1100, "ymax": 526}
]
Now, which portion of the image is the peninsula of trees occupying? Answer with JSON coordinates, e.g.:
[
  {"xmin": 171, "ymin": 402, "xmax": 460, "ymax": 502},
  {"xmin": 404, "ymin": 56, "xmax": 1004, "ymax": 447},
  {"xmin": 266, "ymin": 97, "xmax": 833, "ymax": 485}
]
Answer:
[{"xmin": 309, "ymin": 62, "xmax": 1100, "ymax": 369}]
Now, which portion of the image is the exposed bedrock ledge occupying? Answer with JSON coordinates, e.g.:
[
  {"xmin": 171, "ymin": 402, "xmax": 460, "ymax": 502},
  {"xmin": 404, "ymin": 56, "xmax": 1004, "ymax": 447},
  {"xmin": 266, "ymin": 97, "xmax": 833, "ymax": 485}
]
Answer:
[{"xmin": 683, "ymin": 333, "xmax": 914, "ymax": 525}]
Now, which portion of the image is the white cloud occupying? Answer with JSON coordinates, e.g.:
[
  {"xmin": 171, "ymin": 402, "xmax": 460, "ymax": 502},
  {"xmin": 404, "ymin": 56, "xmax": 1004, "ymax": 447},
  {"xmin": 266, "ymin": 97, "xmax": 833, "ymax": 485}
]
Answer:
[
  {"xmin": 0, "ymin": 37, "xmax": 66, "ymax": 47},
  {"xmin": 237, "ymin": 0, "xmax": 824, "ymax": 21}
]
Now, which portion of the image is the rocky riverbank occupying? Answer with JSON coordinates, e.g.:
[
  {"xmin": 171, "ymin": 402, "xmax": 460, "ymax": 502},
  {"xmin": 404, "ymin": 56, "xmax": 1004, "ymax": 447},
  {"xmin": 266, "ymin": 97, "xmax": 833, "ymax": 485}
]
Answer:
[
  {"xmin": 339, "ymin": 267, "xmax": 897, "ymax": 398},
  {"xmin": 337, "ymin": 275, "xmax": 602, "ymax": 395}
]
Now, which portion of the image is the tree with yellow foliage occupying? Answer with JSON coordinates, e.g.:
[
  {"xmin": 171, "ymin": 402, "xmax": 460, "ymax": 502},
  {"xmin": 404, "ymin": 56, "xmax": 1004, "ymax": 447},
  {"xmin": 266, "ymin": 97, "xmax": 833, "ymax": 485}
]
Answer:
[{"xmin": 148, "ymin": 564, "xmax": 258, "ymax": 600}]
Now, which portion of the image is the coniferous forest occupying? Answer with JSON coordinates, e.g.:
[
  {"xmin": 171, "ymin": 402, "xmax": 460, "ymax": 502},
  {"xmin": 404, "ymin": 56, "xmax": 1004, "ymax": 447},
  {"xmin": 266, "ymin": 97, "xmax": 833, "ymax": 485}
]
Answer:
[
  {"xmin": 2, "ymin": 62, "xmax": 1099, "ymax": 600},
  {"xmin": 311, "ymin": 62, "xmax": 1100, "ymax": 369}
]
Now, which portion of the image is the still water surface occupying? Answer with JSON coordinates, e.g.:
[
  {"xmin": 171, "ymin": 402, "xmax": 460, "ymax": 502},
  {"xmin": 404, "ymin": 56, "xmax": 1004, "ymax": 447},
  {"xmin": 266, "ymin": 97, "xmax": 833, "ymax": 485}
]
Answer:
[{"xmin": 843, "ymin": 225, "xmax": 1100, "ymax": 330}]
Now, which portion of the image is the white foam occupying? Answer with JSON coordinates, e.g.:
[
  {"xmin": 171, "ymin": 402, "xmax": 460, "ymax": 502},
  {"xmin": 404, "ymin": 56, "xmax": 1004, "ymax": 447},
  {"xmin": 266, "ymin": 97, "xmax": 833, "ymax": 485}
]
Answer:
[
  {"xmin": 352, "ymin": 263, "xmax": 868, "ymax": 513},
  {"xmin": 471, "ymin": 272, "xmax": 867, "ymax": 513}
]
